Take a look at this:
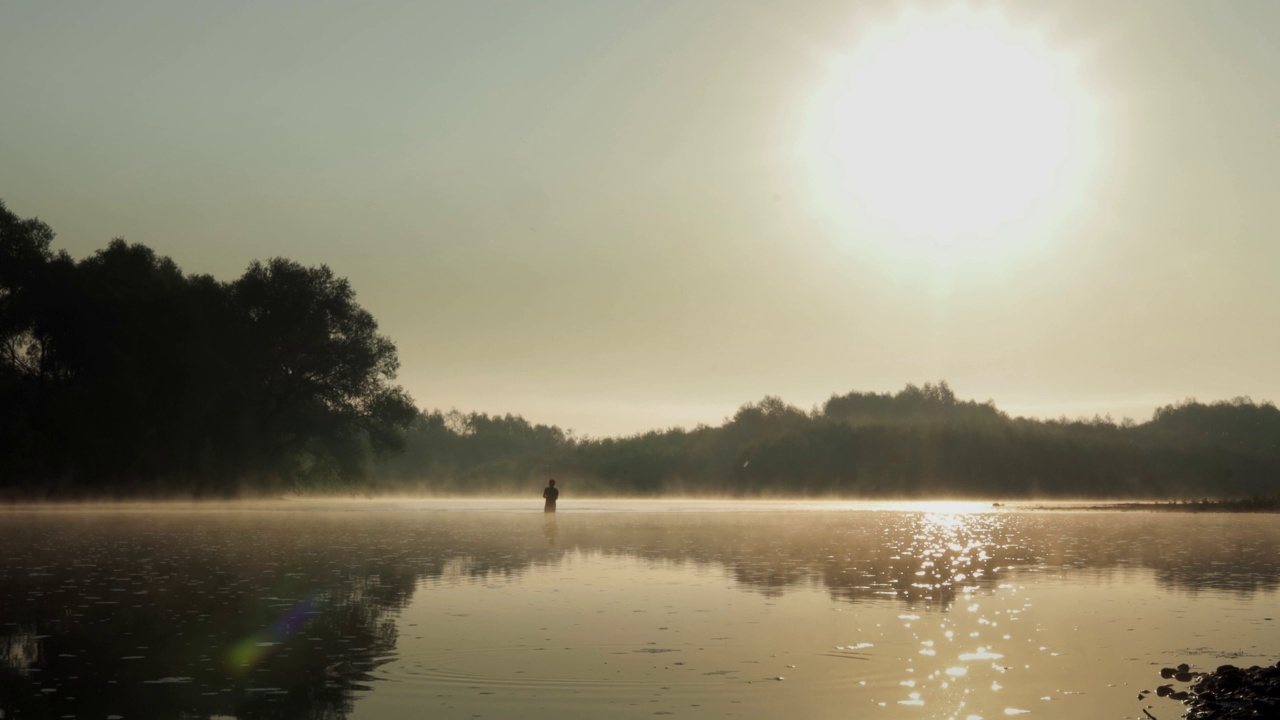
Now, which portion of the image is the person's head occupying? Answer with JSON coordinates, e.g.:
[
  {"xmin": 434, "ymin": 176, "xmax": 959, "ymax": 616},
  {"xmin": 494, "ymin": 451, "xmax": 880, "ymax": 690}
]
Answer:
[{"xmin": 549, "ymin": 479, "xmax": 556, "ymax": 486}]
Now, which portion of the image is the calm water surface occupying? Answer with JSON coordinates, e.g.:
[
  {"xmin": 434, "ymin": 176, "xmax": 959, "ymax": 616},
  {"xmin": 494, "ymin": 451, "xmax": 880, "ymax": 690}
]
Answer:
[{"xmin": 2, "ymin": 500, "xmax": 1277, "ymax": 719}]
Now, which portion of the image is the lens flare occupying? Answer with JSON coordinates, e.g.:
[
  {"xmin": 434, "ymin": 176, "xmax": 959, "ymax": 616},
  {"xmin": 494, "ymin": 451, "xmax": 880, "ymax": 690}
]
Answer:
[{"xmin": 226, "ymin": 594, "xmax": 323, "ymax": 671}]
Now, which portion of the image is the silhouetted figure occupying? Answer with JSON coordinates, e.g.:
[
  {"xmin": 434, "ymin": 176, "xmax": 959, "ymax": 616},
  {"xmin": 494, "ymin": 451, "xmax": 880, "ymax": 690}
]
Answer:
[{"xmin": 543, "ymin": 479, "xmax": 559, "ymax": 513}]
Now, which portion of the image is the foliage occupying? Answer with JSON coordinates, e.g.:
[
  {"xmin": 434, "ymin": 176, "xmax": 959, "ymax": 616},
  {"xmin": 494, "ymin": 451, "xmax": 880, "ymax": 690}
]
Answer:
[
  {"xmin": 4, "ymin": 199, "xmax": 1278, "ymax": 500},
  {"xmin": 0, "ymin": 201, "xmax": 414, "ymax": 497},
  {"xmin": 379, "ymin": 384, "xmax": 1280, "ymax": 499}
]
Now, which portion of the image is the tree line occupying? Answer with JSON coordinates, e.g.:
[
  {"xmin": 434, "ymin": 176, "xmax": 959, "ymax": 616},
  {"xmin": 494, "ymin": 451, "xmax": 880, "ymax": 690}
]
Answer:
[
  {"xmin": 3, "ymin": 200, "xmax": 1278, "ymax": 499},
  {"xmin": 376, "ymin": 383, "xmax": 1280, "ymax": 499}
]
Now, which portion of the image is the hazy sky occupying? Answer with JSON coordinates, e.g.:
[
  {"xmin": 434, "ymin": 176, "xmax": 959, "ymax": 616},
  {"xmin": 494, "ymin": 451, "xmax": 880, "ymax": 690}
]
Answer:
[{"xmin": 3, "ymin": 1, "xmax": 1278, "ymax": 436}]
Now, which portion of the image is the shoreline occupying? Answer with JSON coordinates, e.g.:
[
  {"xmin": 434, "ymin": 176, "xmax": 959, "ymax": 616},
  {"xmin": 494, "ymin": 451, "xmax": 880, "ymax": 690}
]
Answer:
[
  {"xmin": 0, "ymin": 495, "xmax": 1277, "ymax": 514},
  {"xmin": 1026, "ymin": 497, "xmax": 1280, "ymax": 513}
]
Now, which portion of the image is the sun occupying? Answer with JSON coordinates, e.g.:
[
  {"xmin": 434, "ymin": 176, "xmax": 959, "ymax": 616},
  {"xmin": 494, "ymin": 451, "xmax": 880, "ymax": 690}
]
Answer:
[{"xmin": 808, "ymin": 6, "xmax": 1094, "ymax": 256}]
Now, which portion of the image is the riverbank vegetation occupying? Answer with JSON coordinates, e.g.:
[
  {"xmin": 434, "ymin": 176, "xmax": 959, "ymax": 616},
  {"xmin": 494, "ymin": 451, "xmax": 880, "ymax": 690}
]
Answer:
[
  {"xmin": 3, "ymin": 200, "xmax": 1278, "ymax": 500},
  {"xmin": 374, "ymin": 386, "xmax": 1280, "ymax": 500},
  {"xmin": 1052, "ymin": 496, "xmax": 1280, "ymax": 513},
  {"xmin": 1, "ymin": 201, "xmax": 415, "ymax": 497}
]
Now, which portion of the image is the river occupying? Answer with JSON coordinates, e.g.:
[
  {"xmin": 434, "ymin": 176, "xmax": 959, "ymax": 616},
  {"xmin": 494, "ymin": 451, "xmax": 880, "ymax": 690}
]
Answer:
[{"xmin": 2, "ymin": 499, "xmax": 1276, "ymax": 719}]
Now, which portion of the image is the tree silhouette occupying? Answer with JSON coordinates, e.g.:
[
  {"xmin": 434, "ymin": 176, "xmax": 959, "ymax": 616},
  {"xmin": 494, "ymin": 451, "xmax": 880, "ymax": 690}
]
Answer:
[
  {"xmin": 0, "ymin": 201, "xmax": 415, "ymax": 496},
  {"xmin": 230, "ymin": 258, "xmax": 415, "ymax": 486}
]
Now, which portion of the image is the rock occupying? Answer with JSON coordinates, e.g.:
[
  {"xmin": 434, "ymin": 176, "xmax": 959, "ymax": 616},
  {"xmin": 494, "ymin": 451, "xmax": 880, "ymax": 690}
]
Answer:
[{"xmin": 1156, "ymin": 659, "xmax": 1280, "ymax": 720}]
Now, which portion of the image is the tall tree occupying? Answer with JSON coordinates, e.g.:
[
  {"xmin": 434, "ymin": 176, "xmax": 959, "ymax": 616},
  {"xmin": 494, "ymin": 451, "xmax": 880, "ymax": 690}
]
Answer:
[{"xmin": 230, "ymin": 258, "xmax": 416, "ymax": 486}]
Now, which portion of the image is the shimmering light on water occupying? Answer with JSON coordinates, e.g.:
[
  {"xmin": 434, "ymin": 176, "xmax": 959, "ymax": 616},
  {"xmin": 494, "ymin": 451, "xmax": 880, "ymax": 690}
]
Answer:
[
  {"xmin": 886, "ymin": 501, "xmax": 992, "ymax": 515},
  {"xmin": 1, "ymin": 501, "xmax": 1278, "ymax": 719}
]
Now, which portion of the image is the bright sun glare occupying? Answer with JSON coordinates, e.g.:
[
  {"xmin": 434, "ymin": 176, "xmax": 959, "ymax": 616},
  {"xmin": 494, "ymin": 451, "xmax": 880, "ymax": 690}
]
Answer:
[{"xmin": 810, "ymin": 7, "xmax": 1094, "ymax": 256}]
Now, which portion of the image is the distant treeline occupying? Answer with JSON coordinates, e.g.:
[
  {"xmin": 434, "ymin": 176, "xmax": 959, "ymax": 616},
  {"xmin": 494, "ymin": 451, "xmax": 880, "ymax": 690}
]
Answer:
[
  {"xmin": 3, "ymin": 200, "xmax": 1279, "ymax": 499},
  {"xmin": 377, "ymin": 383, "xmax": 1280, "ymax": 499},
  {"xmin": 1, "ymin": 200, "xmax": 415, "ymax": 497}
]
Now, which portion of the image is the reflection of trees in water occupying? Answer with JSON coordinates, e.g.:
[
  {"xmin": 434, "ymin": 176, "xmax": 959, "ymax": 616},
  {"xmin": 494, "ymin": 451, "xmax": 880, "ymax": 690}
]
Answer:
[
  {"xmin": 1, "ymin": 509, "xmax": 1277, "ymax": 718},
  {"xmin": 0, "ymin": 513, "xmax": 424, "ymax": 720},
  {"xmin": 535, "ymin": 512, "xmax": 1033, "ymax": 607},
  {"xmin": 1000, "ymin": 513, "xmax": 1280, "ymax": 596},
  {"xmin": 428, "ymin": 512, "xmax": 1280, "ymax": 604},
  {"xmin": 0, "ymin": 625, "xmax": 40, "ymax": 672}
]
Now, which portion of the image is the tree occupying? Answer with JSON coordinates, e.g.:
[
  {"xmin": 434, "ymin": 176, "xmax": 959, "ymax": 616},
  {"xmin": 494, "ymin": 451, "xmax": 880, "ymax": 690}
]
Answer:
[
  {"xmin": 0, "ymin": 202, "xmax": 81, "ymax": 485},
  {"xmin": 0, "ymin": 200, "xmax": 60, "ymax": 382},
  {"xmin": 1, "ymin": 200, "xmax": 418, "ymax": 495},
  {"xmin": 230, "ymin": 258, "xmax": 416, "ymax": 486}
]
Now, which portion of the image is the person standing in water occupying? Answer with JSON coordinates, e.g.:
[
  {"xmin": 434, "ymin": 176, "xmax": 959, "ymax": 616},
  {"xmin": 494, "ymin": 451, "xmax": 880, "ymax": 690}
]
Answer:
[{"xmin": 543, "ymin": 479, "xmax": 559, "ymax": 513}]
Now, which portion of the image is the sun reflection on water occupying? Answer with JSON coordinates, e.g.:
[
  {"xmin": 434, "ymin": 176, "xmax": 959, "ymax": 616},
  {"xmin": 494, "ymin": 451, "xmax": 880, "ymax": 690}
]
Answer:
[
  {"xmin": 870, "ymin": 506, "xmax": 1032, "ymax": 716},
  {"xmin": 886, "ymin": 500, "xmax": 993, "ymax": 515}
]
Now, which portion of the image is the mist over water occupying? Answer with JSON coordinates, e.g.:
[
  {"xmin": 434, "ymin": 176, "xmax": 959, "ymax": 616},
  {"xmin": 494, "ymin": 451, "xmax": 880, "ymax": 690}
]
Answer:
[{"xmin": 2, "ymin": 500, "xmax": 1277, "ymax": 719}]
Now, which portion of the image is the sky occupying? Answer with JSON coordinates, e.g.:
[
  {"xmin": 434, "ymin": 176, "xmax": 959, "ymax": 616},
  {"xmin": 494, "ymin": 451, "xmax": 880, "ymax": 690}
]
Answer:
[{"xmin": 3, "ymin": 0, "xmax": 1278, "ymax": 437}]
